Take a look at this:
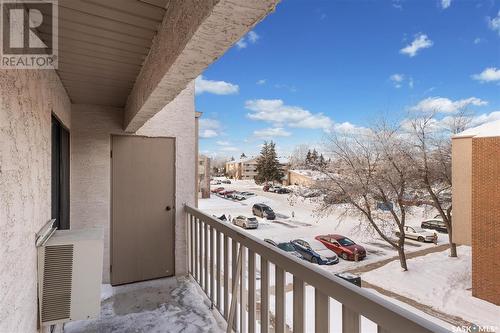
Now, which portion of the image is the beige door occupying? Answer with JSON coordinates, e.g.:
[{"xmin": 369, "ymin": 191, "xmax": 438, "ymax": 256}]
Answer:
[{"xmin": 111, "ymin": 135, "xmax": 175, "ymax": 285}]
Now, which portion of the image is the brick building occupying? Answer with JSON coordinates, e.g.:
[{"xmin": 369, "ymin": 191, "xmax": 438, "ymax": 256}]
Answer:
[{"xmin": 452, "ymin": 120, "xmax": 500, "ymax": 305}]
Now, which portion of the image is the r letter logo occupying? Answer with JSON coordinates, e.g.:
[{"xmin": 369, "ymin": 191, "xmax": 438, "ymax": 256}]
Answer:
[{"xmin": 1, "ymin": 0, "xmax": 58, "ymax": 69}]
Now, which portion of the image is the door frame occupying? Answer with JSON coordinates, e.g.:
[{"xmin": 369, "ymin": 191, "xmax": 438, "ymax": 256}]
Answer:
[{"xmin": 110, "ymin": 134, "xmax": 177, "ymax": 284}]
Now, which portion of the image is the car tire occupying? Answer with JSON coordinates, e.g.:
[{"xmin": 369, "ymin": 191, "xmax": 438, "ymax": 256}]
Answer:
[
  {"xmin": 341, "ymin": 252, "xmax": 349, "ymax": 260},
  {"xmin": 418, "ymin": 236, "xmax": 425, "ymax": 242},
  {"xmin": 243, "ymin": 223, "xmax": 247, "ymax": 229},
  {"xmin": 311, "ymin": 256, "xmax": 319, "ymax": 264}
]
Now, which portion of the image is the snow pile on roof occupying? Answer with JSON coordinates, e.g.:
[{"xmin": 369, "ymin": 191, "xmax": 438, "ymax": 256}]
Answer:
[{"xmin": 454, "ymin": 119, "xmax": 500, "ymax": 138}]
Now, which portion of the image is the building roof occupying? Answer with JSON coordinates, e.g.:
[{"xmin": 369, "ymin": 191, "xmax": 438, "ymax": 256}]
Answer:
[
  {"xmin": 454, "ymin": 119, "xmax": 500, "ymax": 138},
  {"xmin": 290, "ymin": 169, "xmax": 329, "ymax": 181}
]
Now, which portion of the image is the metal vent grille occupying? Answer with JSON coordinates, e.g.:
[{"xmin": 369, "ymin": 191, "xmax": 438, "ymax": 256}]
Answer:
[{"xmin": 41, "ymin": 244, "xmax": 73, "ymax": 323}]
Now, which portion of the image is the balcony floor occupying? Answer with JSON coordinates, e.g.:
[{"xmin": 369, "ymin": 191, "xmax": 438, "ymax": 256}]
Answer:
[{"xmin": 64, "ymin": 276, "xmax": 224, "ymax": 333}]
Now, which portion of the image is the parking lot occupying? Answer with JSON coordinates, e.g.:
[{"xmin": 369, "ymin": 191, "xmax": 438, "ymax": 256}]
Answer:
[{"xmin": 199, "ymin": 179, "xmax": 446, "ymax": 275}]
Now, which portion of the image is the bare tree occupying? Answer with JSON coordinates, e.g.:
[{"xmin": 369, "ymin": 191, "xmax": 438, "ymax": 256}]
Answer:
[
  {"xmin": 404, "ymin": 110, "xmax": 471, "ymax": 257},
  {"xmin": 313, "ymin": 125, "xmax": 415, "ymax": 270},
  {"xmin": 289, "ymin": 144, "xmax": 310, "ymax": 169}
]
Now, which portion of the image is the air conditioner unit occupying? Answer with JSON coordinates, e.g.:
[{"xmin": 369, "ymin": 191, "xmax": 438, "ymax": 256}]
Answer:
[{"xmin": 37, "ymin": 225, "xmax": 104, "ymax": 326}]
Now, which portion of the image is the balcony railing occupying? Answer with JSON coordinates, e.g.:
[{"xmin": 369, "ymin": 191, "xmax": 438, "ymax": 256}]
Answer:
[{"xmin": 185, "ymin": 205, "xmax": 448, "ymax": 333}]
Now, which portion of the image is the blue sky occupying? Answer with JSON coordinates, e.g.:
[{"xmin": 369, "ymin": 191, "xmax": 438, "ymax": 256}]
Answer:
[{"xmin": 196, "ymin": 0, "xmax": 500, "ymax": 158}]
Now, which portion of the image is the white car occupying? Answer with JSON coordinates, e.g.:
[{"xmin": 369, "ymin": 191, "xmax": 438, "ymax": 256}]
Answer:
[
  {"xmin": 232, "ymin": 216, "xmax": 259, "ymax": 229},
  {"xmin": 395, "ymin": 226, "xmax": 437, "ymax": 242}
]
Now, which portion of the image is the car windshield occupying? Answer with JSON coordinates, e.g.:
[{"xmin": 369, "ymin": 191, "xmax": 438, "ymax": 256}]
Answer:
[
  {"xmin": 337, "ymin": 237, "xmax": 355, "ymax": 246},
  {"xmin": 264, "ymin": 208, "xmax": 273, "ymax": 213},
  {"xmin": 278, "ymin": 243, "xmax": 296, "ymax": 252},
  {"xmin": 248, "ymin": 218, "xmax": 257, "ymax": 222}
]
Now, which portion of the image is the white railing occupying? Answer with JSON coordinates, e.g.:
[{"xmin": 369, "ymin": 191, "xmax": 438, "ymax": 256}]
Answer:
[{"xmin": 185, "ymin": 205, "xmax": 448, "ymax": 333}]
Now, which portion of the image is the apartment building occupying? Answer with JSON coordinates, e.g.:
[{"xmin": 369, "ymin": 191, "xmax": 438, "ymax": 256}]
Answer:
[{"xmin": 452, "ymin": 120, "xmax": 500, "ymax": 306}]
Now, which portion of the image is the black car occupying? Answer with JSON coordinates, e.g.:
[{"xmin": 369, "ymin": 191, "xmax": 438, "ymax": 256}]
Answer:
[
  {"xmin": 252, "ymin": 203, "xmax": 276, "ymax": 220},
  {"xmin": 291, "ymin": 239, "xmax": 339, "ymax": 265},
  {"xmin": 421, "ymin": 219, "xmax": 448, "ymax": 233},
  {"xmin": 276, "ymin": 187, "xmax": 291, "ymax": 194}
]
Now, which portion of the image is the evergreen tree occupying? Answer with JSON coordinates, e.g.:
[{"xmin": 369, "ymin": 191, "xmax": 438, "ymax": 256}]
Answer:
[
  {"xmin": 311, "ymin": 149, "xmax": 319, "ymax": 163},
  {"xmin": 305, "ymin": 150, "xmax": 312, "ymax": 164},
  {"xmin": 255, "ymin": 141, "xmax": 284, "ymax": 184},
  {"xmin": 240, "ymin": 153, "xmax": 247, "ymax": 159}
]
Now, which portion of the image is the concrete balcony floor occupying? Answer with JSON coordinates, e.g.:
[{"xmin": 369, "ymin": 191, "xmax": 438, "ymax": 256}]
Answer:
[{"xmin": 64, "ymin": 277, "xmax": 224, "ymax": 333}]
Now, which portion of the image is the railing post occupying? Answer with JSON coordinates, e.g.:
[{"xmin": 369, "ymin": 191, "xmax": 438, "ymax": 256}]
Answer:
[
  {"xmin": 342, "ymin": 304, "xmax": 360, "ymax": 333},
  {"xmin": 293, "ymin": 276, "xmax": 305, "ymax": 333},
  {"xmin": 275, "ymin": 266, "xmax": 286, "ymax": 333},
  {"xmin": 260, "ymin": 258, "xmax": 269, "ymax": 333},
  {"xmin": 226, "ymin": 246, "xmax": 242, "ymax": 333},
  {"xmin": 224, "ymin": 235, "xmax": 229, "ymax": 319},
  {"xmin": 216, "ymin": 230, "xmax": 221, "ymax": 310},
  {"xmin": 210, "ymin": 226, "xmax": 215, "ymax": 303},
  {"xmin": 240, "ymin": 246, "xmax": 247, "ymax": 333},
  {"xmin": 194, "ymin": 217, "xmax": 199, "ymax": 282},
  {"xmin": 204, "ymin": 223, "xmax": 208, "ymax": 294},
  {"xmin": 248, "ymin": 250, "xmax": 256, "ymax": 333},
  {"xmin": 315, "ymin": 289, "xmax": 329, "ymax": 333}
]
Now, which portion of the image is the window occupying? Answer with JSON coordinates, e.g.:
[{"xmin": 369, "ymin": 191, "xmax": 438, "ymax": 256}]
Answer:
[{"xmin": 51, "ymin": 115, "xmax": 70, "ymax": 230}]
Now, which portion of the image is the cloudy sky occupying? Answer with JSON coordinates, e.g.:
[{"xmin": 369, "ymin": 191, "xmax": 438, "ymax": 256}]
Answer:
[{"xmin": 196, "ymin": 0, "xmax": 500, "ymax": 158}]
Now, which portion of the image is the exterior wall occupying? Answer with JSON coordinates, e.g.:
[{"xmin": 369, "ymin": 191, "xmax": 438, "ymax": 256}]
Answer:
[
  {"xmin": 471, "ymin": 137, "xmax": 500, "ymax": 305},
  {"xmin": 288, "ymin": 170, "xmax": 316, "ymax": 187},
  {"xmin": 0, "ymin": 70, "xmax": 71, "ymax": 333},
  {"xmin": 451, "ymin": 137, "xmax": 472, "ymax": 246},
  {"xmin": 70, "ymin": 82, "xmax": 195, "ymax": 283}
]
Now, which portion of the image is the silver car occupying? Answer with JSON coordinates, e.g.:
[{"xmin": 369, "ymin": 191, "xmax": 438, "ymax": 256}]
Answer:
[{"xmin": 232, "ymin": 215, "xmax": 259, "ymax": 229}]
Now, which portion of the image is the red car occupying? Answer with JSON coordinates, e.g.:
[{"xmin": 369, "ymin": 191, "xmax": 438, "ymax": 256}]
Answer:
[
  {"xmin": 315, "ymin": 234, "xmax": 366, "ymax": 261},
  {"xmin": 211, "ymin": 187, "xmax": 224, "ymax": 193},
  {"xmin": 219, "ymin": 190, "xmax": 235, "ymax": 197}
]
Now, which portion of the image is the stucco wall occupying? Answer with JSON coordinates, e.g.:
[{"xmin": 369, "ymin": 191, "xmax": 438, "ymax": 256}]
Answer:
[
  {"xmin": 70, "ymin": 82, "xmax": 195, "ymax": 283},
  {"xmin": 0, "ymin": 70, "xmax": 71, "ymax": 333}
]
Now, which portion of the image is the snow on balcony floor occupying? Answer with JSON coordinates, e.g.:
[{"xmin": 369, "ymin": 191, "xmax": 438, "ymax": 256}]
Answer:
[{"xmin": 64, "ymin": 276, "xmax": 224, "ymax": 333}]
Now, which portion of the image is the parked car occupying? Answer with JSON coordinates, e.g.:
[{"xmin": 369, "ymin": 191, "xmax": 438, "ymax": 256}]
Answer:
[
  {"xmin": 376, "ymin": 202, "xmax": 393, "ymax": 211},
  {"xmin": 232, "ymin": 215, "xmax": 259, "ymax": 229},
  {"xmin": 421, "ymin": 219, "xmax": 448, "ymax": 233},
  {"xmin": 264, "ymin": 239, "xmax": 303, "ymax": 259},
  {"xmin": 395, "ymin": 226, "xmax": 437, "ymax": 242},
  {"xmin": 269, "ymin": 185, "xmax": 282, "ymax": 193},
  {"xmin": 211, "ymin": 187, "xmax": 224, "ymax": 193},
  {"xmin": 291, "ymin": 239, "xmax": 339, "ymax": 265},
  {"xmin": 252, "ymin": 203, "xmax": 276, "ymax": 220},
  {"xmin": 240, "ymin": 191, "xmax": 255, "ymax": 197},
  {"xmin": 221, "ymin": 179, "xmax": 231, "ymax": 184},
  {"xmin": 315, "ymin": 234, "xmax": 366, "ymax": 261},
  {"xmin": 231, "ymin": 192, "xmax": 246, "ymax": 200},
  {"xmin": 210, "ymin": 180, "xmax": 221, "ymax": 185},
  {"xmin": 219, "ymin": 190, "xmax": 235, "ymax": 197},
  {"xmin": 276, "ymin": 187, "xmax": 291, "ymax": 194}
]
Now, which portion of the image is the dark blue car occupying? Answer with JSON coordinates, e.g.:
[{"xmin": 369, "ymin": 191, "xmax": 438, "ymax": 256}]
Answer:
[{"xmin": 291, "ymin": 239, "xmax": 339, "ymax": 265}]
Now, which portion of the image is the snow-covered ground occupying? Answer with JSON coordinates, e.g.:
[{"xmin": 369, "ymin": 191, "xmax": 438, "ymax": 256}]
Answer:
[
  {"xmin": 363, "ymin": 246, "xmax": 500, "ymax": 328},
  {"xmin": 200, "ymin": 179, "xmax": 445, "ymax": 274}
]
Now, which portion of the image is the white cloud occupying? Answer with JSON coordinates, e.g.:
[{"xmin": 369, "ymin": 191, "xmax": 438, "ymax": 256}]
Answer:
[
  {"xmin": 220, "ymin": 146, "xmax": 239, "ymax": 152},
  {"xmin": 216, "ymin": 140, "xmax": 230, "ymax": 146},
  {"xmin": 390, "ymin": 73, "xmax": 404, "ymax": 88},
  {"xmin": 236, "ymin": 31, "xmax": 259, "ymax": 49},
  {"xmin": 441, "ymin": 0, "xmax": 451, "ymax": 9},
  {"xmin": 473, "ymin": 37, "xmax": 482, "ymax": 44},
  {"xmin": 410, "ymin": 97, "xmax": 488, "ymax": 113},
  {"xmin": 487, "ymin": 11, "xmax": 500, "ymax": 36},
  {"xmin": 400, "ymin": 33, "xmax": 433, "ymax": 57},
  {"xmin": 248, "ymin": 31, "xmax": 259, "ymax": 43},
  {"xmin": 253, "ymin": 127, "xmax": 291, "ymax": 138},
  {"xmin": 195, "ymin": 76, "xmax": 239, "ymax": 95},
  {"xmin": 469, "ymin": 111, "xmax": 500, "ymax": 126},
  {"xmin": 245, "ymin": 99, "xmax": 333, "ymax": 131},
  {"xmin": 199, "ymin": 118, "xmax": 222, "ymax": 138},
  {"xmin": 256, "ymin": 79, "xmax": 266, "ymax": 85},
  {"xmin": 332, "ymin": 122, "xmax": 371, "ymax": 135},
  {"xmin": 471, "ymin": 67, "xmax": 500, "ymax": 83}
]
